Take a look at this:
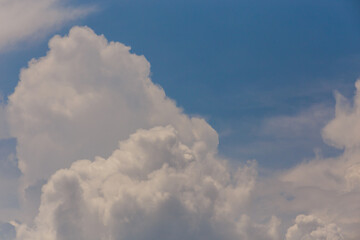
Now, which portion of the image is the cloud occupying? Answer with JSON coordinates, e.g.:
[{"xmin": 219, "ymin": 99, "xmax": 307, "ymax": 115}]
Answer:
[
  {"xmin": 14, "ymin": 125, "xmax": 261, "ymax": 240},
  {"xmin": 278, "ymin": 81, "xmax": 360, "ymax": 239},
  {"xmin": 7, "ymin": 26, "xmax": 219, "ymax": 196},
  {"xmin": 6, "ymin": 26, "xmax": 279, "ymax": 240},
  {"xmin": 3, "ymin": 26, "xmax": 360, "ymax": 239},
  {"xmin": 0, "ymin": 0, "xmax": 93, "ymax": 51},
  {"xmin": 281, "ymin": 81, "xmax": 360, "ymax": 194},
  {"xmin": 285, "ymin": 215, "xmax": 343, "ymax": 240},
  {"xmin": 250, "ymin": 156, "xmax": 360, "ymax": 240},
  {"xmin": 322, "ymin": 81, "xmax": 360, "ymax": 150},
  {"xmin": 221, "ymin": 81, "xmax": 360, "ymax": 240}
]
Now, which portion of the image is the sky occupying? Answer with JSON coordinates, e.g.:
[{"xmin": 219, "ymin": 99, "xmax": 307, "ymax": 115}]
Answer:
[{"xmin": 0, "ymin": 0, "xmax": 360, "ymax": 239}]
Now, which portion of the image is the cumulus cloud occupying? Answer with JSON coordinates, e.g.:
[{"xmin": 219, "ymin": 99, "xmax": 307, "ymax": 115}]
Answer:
[
  {"xmin": 0, "ymin": 0, "xmax": 93, "ymax": 51},
  {"xmin": 278, "ymin": 81, "xmax": 360, "ymax": 239},
  {"xmin": 7, "ymin": 26, "xmax": 218, "ymax": 195},
  {"xmin": 323, "ymin": 81, "xmax": 360, "ymax": 150},
  {"xmin": 281, "ymin": 81, "xmax": 360, "ymax": 194},
  {"xmin": 285, "ymin": 215, "xmax": 343, "ymax": 240},
  {"xmin": 4, "ymin": 26, "xmax": 281, "ymax": 240},
  {"xmin": 15, "ymin": 126, "xmax": 260, "ymax": 240},
  {"xmin": 3, "ymin": 25, "xmax": 360, "ymax": 239}
]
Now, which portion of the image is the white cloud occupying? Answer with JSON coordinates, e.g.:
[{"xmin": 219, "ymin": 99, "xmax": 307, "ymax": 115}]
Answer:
[
  {"xmin": 6, "ymin": 26, "xmax": 277, "ymax": 240},
  {"xmin": 278, "ymin": 81, "xmax": 360, "ymax": 239},
  {"xmin": 15, "ymin": 126, "xmax": 258, "ymax": 240},
  {"xmin": 285, "ymin": 215, "xmax": 343, "ymax": 240},
  {"xmin": 7, "ymin": 26, "xmax": 218, "ymax": 194},
  {"xmin": 0, "ymin": 0, "xmax": 93, "ymax": 51},
  {"xmin": 3, "ymin": 25, "xmax": 360, "ymax": 240},
  {"xmin": 322, "ymin": 81, "xmax": 360, "ymax": 150},
  {"xmin": 281, "ymin": 82, "xmax": 360, "ymax": 194}
]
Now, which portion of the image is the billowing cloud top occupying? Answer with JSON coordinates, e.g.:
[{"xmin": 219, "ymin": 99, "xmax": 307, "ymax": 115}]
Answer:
[
  {"xmin": 16, "ymin": 125, "xmax": 258, "ymax": 240},
  {"xmin": 1, "ymin": 26, "xmax": 359, "ymax": 239},
  {"xmin": 285, "ymin": 215, "xmax": 344, "ymax": 240},
  {"xmin": 7, "ymin": 26, "xmax": 218, "ymax": 189},
  {"xmin": 9, "ymin": 26, "xmax": 271, "ymax": 240}
]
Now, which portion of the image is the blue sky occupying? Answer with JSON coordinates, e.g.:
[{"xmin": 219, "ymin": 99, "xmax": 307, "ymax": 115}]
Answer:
[
  {"xmin": 2, "ymin": 0, "xmax": 360, "ymax": 168},
  {"xmin": 1, "ymin": 1, "xmax": 360, "ymax": 239}
]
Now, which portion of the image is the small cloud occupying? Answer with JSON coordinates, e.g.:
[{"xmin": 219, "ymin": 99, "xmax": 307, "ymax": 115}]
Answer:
[
  {"xmin": 285, "ymin": 215, "xmax": 343, "ymax": 240},
  {"xmin": 0, "ymin": 0, "xmax": 95, "ymax": 52}
]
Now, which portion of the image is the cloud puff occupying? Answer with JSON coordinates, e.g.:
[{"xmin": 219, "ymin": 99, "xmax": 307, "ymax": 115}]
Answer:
[
  {"xmin": 281, "ymin": 81, "xmax": 360, "ymax": 194},
  {"xmin": 0, "ymin": 0, "xmax": 93, "ymax": 51},
  {"xmin": 7, "ymin": 26, "xmax": 218, "ymax": 194},
  {"xmin": 278, "ymin": 81, "xmax": 360, "ymax": 239},
  {"xmin": 15, "ymin": 125, "xmax": 259, "ymax": 240},
  {"xmin": 4, "ymin": 26, "xmax": 360, "ymax": 240},
  {"xmin": 323, "ymin": 81, "xmax": 360, "ymax": 150},
  {"xmin": 285, "ymin": 215, "xmax": 343, "ymax": 240},
  {"xmin": 7, "ymin": 26, "xmax": 280, "ymax": 240}
]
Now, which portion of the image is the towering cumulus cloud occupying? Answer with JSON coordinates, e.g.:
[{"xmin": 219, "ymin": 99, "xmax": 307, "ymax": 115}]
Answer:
[
  {"xmin": 5, "ymin": 26, "xmax": 360, "ymax": 239},
  {"xmin": 7, "ymin": 26, "xmax": 220, "ymax": 189},
  {"xmin": 7, "ymin": 27, "xmax": 269, "ymax": 239}
]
